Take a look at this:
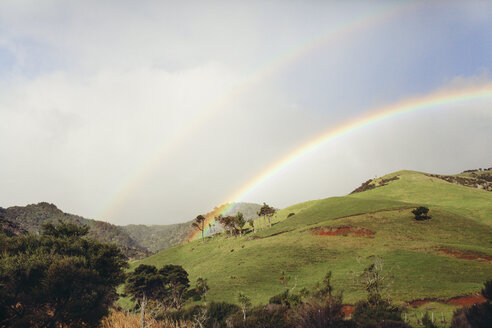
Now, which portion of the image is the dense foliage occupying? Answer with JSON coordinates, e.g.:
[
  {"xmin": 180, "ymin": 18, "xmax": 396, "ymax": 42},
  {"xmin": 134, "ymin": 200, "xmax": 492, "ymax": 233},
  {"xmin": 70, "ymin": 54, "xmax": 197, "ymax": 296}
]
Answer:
[{"xmin": 0, "ymin": 221, "xmax": 128, "ymax": 328}]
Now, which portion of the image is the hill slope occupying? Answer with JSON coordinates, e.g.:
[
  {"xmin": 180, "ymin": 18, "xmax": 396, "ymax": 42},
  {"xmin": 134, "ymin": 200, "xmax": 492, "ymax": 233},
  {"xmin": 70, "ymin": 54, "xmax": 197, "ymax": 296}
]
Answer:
[{"xmin": 133, "ymin": 169, "xmax": 492, "ymax": 308}]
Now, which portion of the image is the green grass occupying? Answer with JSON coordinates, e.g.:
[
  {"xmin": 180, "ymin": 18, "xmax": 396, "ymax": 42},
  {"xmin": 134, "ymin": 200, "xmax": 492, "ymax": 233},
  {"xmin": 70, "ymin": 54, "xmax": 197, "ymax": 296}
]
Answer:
[{"xmin": 128, "ymin": 170, "xmax": 492, "ymax": 314}]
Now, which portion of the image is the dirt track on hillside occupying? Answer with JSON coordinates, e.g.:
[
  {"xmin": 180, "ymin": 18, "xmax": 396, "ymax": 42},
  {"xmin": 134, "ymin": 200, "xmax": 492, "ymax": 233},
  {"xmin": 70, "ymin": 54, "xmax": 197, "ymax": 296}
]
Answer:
[
  {"xmin": 311, "ymin": 226, "xmax": 375, "ymax": 237},
  {"xmin": 437, "ymin": 248, "xmax": 492, "ymax": 263},
  {"xmin": 407, "ymin": 294, "xmax": 486, "ymax": 307}
]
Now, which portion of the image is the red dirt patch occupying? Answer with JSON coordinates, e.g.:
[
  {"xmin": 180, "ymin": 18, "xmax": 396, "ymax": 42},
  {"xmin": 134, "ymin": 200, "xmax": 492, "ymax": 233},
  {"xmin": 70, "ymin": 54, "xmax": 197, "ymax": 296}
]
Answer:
[
  {"xmin": 438, "ymin": 248, "xmax": 492, "ymax": 263},
  {"xmin": 407, "ymin": 294, "xmax": 486, "ymax": 308},
  {"xmin": 341, "ymin": 305, "xmax": 354, "ymax": 317},
  {"xmin": 311, "ymin": 226, "xmax": 375, "ymax": 237},
  {"xmin": 448, "ymin": 295, "xmax": 486, "ymax": 306}
]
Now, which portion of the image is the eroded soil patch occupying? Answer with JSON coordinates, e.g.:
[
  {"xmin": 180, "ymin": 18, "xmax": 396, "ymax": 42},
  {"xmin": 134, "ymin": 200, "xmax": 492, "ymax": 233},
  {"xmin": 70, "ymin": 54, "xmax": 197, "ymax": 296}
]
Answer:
[
  {"xmin": 407, "ymin": 294, "xmax": 486, "ymax": 308},
  {"xmin": 310, "ymin": 226, "xmax": 375, "ymax": 237},
  {"xmin": 438, "ymin": 248, "xmax": 492, "ymax": 263}
]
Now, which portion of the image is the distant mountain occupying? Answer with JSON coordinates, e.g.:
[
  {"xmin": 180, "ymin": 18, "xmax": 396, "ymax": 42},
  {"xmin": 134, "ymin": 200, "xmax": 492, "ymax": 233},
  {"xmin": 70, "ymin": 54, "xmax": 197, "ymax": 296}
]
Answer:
[{"xmin": 0, "ymin": 202, "xmax": 150, "ymax": 259}]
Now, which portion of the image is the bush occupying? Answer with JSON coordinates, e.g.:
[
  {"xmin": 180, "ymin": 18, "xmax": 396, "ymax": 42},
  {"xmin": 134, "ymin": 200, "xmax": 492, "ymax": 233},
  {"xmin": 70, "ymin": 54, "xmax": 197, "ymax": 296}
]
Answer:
[
  {"xmin": 352, "ymin": 294, "xmax": 404, "ymax": 328},
  {"xmin": 161, "ymin": 301, "xmax": 240, "ymax": 328},
  {"xmin": 227, "ymin": 304, "xmax": 292, "ymax": 328},
  {"xmin": 412, "ymin": 206, "xmax": 431, "ymax": 220},
  {"xmin": 269, "ymin": 289, "xmax": 302, "ymax": 307},
  {"xmin": 481, "ymin": 279, "xmax": 492, "ymax": 301},
  {"xmin": 292, "ymin": 297, "xmax": 355, "ymax": 328},
  {"xmin": 451, "ymin": 279, "xmax": 492, "ymax": 328},
  {"xmin": 422, "ymin": 312, "xmax": 438, "ymax": 328}
]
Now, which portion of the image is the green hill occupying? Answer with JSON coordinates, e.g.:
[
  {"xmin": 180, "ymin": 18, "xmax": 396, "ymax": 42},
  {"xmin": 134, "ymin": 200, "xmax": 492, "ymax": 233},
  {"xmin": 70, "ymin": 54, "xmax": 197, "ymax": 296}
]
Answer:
[{"xmin": 131, "ymin": 169, "xmax": 492, "ymax": 310}]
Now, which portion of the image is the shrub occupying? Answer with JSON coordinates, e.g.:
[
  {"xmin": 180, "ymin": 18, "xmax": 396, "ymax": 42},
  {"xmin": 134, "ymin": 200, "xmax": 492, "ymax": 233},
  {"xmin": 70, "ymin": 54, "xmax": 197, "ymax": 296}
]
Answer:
[
  {"xmin": 352, "ymin": 294, "xmax": 404, "ymax": 328},
  {"xmin": 412, "ymin": 206, "xmax": 431, "ymax": 220},
  {"xmin": 269, "ymin": 289, "xmax": 302, "ymax": 307},
  {"xmin": 292, "ymin": 297, "xmax": 354, "ymax": 328},
  {"xmin": 481, "ymin": 279, "xmax": 492, "ymax": 301},
  {"xmin": 227, "ymin": 304, "xmax": 292, "ymax": 328},
  {"xmin": 451, "ymin": 279, "xmax": 492, "ymax": 328},
  {"xmin": 422, "ymin": 312, "xmax": 438, "ymax": 328},
  {"xmin": 451, "ymin": 303, "xmax": 492, "ymax": 328}
]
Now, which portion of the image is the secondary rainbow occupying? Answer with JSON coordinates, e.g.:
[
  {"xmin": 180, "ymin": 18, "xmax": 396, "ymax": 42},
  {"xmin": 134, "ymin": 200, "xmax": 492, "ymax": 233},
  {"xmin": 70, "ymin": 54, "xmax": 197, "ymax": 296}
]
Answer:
[
  {"xmin": 101, "ymin": 1, "xmax": 422, "ymax": 222},
  {"xmin": 188, "ymin": 84, "xmax": 492, "ymax": 241}
]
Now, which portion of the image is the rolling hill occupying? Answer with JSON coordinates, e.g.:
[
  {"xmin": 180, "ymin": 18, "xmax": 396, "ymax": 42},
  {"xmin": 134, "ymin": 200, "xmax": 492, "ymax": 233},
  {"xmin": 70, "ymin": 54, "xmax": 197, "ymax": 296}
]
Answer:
[{"xmin": 131, "ymin": 169, "xmax": 492, "ymax": 320}]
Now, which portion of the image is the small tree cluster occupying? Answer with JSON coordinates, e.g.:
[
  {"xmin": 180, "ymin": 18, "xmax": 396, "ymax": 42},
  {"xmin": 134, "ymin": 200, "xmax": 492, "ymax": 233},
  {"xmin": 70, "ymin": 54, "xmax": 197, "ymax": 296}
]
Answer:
[
  {"xmin": 216, "ymin": 212, "xmax": 247, "ymax": 237},
  {"xmin": 412, "ymin": 206, "xmax": 431, "ymax": 220}
]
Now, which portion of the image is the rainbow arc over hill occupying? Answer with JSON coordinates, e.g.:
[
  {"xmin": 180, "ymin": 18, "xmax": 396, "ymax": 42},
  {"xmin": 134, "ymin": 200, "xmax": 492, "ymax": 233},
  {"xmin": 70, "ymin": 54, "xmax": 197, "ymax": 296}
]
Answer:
[
  {"xmin": 187, "ymin": 83, "xmax": 492, "ymax": 241},
  {"xmin": 101, "ymin": 1, "xmax": 421, "ymax": 222}
]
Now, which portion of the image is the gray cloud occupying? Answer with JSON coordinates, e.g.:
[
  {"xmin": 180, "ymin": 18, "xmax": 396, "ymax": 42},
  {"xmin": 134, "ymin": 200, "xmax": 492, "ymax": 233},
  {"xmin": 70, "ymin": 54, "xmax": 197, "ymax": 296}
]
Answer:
[{"xmin": 0, "ymin": 1, "xmax": 491, "ymax": 224}]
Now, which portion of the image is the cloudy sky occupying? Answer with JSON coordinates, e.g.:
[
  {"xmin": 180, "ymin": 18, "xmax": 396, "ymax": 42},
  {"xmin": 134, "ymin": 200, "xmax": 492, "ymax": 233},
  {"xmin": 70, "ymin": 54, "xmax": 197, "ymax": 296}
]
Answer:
[{"xmin": 1, "ymin": 0, "xmax": 491, "ymax": 225}]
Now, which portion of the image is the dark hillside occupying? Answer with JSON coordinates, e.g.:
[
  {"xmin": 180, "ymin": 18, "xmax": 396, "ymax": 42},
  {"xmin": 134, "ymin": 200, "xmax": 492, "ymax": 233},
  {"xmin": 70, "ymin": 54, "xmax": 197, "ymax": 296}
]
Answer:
[{"xmin": 2, "ymin": 202, "xmax": 150, "ymax": 259}]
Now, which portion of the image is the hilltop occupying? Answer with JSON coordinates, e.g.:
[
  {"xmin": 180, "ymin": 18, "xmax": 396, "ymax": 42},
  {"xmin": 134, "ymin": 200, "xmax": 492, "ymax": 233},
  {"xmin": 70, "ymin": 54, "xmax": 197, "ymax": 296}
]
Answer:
[{"xmin": 131, "ymin": 169, "xmax": 492, "ymax": 321}]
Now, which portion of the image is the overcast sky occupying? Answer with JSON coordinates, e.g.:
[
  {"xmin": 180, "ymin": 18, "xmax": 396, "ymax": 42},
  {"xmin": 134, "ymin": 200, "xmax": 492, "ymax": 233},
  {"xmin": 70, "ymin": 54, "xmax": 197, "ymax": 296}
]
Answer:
[{"xmin": 1, "ymin": 0, "xmax": 491, "ymax": 225}]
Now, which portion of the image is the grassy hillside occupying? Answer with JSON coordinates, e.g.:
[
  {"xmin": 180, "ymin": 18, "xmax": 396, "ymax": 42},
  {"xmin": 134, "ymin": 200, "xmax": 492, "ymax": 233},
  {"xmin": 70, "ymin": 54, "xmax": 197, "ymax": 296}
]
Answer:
[{"xmin": 131, "ymin": 170, "xmax": 492, "ymax": 313}]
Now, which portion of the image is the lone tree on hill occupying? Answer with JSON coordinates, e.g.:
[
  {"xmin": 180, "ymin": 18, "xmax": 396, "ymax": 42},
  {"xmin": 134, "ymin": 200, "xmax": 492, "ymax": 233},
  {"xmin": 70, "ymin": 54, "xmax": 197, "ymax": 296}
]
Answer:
[
  {"xmin": 258, "ymin": 202, "xmax": 276, "ymax": 228},
  {"xmin": 235, "ymin": 212, "xmax": 246, "ymax": 237},
  {"xmin": 192, "ymin": 214, "xmax": 206, "ymax": 242},
  {"xmin": 412, "ymin": 206, "xmax": 431, "ymax": 220}
]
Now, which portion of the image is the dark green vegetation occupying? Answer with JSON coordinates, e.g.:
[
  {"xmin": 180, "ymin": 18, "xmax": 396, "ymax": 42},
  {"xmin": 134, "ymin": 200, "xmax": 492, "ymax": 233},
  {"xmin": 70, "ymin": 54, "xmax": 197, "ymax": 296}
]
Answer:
[
  {"xmin": 0, "ymin": 202, "xmax": 150, "ymax": 259},
  {"xmin": 0, "ymin": 221, "xmax": 127, "ymax": 327},
  {"xmin": 132, "ymin": 169, "xmax": 492, "ymax": 325}
]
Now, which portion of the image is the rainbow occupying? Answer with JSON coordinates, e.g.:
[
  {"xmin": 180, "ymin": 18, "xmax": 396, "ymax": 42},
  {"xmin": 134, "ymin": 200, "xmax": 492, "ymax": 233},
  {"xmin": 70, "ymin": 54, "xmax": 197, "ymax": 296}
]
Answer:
[
  {"xmin": 100, "ymin": 1, "xmax": 421, "ymax": 222},
  {"xmin": 187, "ymin": 83, "xmax": 492, "ymax": 241}
]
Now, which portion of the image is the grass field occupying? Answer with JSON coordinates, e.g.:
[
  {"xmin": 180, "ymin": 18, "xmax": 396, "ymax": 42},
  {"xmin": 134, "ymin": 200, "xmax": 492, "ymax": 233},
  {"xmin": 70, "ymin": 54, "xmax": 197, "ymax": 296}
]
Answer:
[{"xmin": 126, "ymin": 170, "xmax": 492, "ymax": 322}]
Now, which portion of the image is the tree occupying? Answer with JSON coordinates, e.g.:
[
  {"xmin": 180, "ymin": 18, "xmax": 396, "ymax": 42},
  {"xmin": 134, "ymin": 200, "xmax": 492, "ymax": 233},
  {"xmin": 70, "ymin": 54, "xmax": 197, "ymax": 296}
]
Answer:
[
  {"xmin": 195, "ymin": 277, "xmax": 209, "ymax": 305},
  {"xmin": 0, "ymin": 220, "xmax": 128, "ymax": 328},
  {"xmin": 160, "ymin": 264, "xmax": 190, "ymax": 310},
  {"xmin": 125, "ymin": 264, "xmax": 191, "ymax": 327},
  {"xmin": 192, "ymin": 215, "xmax": 206, "ymax": 242},
  {"xmin": 235, "ymin": 212, "xmax": 246, "ymax": 237},
  {"xmin": 247, "ymin": 218, "xmax": 256, "ymax": 233},
  {"xmin": 258, "ymin": 202, "xmax": 276, "ymax": 228},
  {"xmin": 238, "ymin": 292, "xmax": 251, "ymax": 321},
  {"xmin": 351, "ymin": 257, "xmax": 403, "ymax": 327},
  {"xmin": 217, "ymin": 215, "xmax": 237, "ymax": 236},
  {"xmin": 412, "ymin": 206, "xmax": 431, "ymax": 220}
]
